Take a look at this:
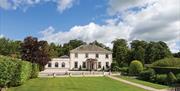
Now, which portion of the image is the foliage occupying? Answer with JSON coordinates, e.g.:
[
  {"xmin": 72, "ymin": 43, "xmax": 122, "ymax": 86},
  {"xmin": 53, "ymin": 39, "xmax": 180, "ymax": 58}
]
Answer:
[
  {"xmin": 20, "ymin": 36, "xmax": 51, "ymax": 71},
  {"xmin": 0, "ymin": 56, "xmax": 17, "ymax": 88},
  {"xmin": 151, "ymin": 58, "xmax": 180, "ymax": 67},
  {"xmin": 145, "ymin": 41, "xmax": 172, "ymax": 64},
  {"xmin": 176, "ymin": 74, "xmax": 180, "ymax": 83},
  {"xmin": 129, "ymin": 60, "xmax": 143, "ymax": 76},
  {"xmin": 0, "ymin": 56, "xmax": 37, "ymax": 88},
  {"xmin": 112, "ymin": 39, "xmax": 129, "ymax": 67},
  {"xmin": 129, "ymin": 40, "xmax": 147, "ymax": 64},
  {"xmin": 90, "ymin": 40, "xmax": 111, "ymax": 51},
  {"xmin": 167, "ymin": 72, "xmax": 177, "ymax": 85},
  {"xmin": 31, "ymin": 63, "xmax": 39, "ymax": 78},
  {"xmin": 139, "ymin": 68, "xmax": 155, "ymax": 82},
  {"xmin": 173, "ymin": 51, "xmax": 180, "ymax": 58},
  {"xmin": 10, "ymin": 61, "xmax": 32, "ymax": 86},
  {"xmin": 151, "ymin": 67, "xmax": 180, "ymax": 74},
  {"xmin": 155, "ymin": 74, "xmax": 167, "ymax": 85},
  {"xmin": 0, "ymin": 38, "xmax": 21, "ymax": 58}
]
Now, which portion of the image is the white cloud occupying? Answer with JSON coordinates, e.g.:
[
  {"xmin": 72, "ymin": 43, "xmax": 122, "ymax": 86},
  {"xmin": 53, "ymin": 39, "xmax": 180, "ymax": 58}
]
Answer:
[
  {"xmin": 107, "ymin": 0, "xmax": 180, "ymax": 52},
  {"xmin": 0, "ymin": 0, "xmax": 76, "ymax": 13},
  {"xmin": 40, "ymin": 22, "xmax": 130, "ymax": 47},
  {"xmin": 40, "ymin": 0, "xmax": 180, "ymax": 53},
  {"xmin": 57, "ymin": 0, "xmax": 76, "ymax": 13},
  {"xmin": 0, "ymin": 0, "xmax": 11, "ymax": 10},
  {"xmin": 0, "ymin": 34, "xmax": 4, "ymax": 38}
]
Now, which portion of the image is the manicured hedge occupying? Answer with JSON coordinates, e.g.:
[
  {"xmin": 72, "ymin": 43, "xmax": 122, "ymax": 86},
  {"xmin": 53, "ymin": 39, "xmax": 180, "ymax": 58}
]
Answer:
[
  {"xmin": 31, "ymin": 63, "xmax": 39, "ymax": 78},
  {"xmin": 0, "ymin": 55, "xmax": 39, "ymax": 88},
  {"xmin": 151, "ymin": 67, "xmax": 180, "ymax": 74},
  {"xmin": 10, "ymin": 61, "xmax": 32, "ymax": 86},
  {"xmin": 151, "ymin": 58, "xmax": 180, "ymax": 67}
]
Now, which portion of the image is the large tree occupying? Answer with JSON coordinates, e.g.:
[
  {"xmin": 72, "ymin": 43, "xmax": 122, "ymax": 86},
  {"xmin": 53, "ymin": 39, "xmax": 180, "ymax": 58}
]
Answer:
[
  {"xmin": 129, "ymin": 40, "xmax": 147, "ymax": 64},
  {"xmin": 145, "ymin": 41, "xmax": 172, "ymax": 64},
  {"xmin": 112, "ymin": 39, "xmax": 129, "ymax": 67},
  {"xmin": 20, "ymin": 36, "xmax": 51, "ymax": 70},
  {"xmin": 90, "ymin": 40, "xmax": 111, "ymax": 51}
]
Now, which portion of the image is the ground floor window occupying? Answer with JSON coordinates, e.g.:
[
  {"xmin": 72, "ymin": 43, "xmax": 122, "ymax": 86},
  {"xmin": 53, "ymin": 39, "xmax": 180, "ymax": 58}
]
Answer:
[
  {"xmin": 106, "ymin": 62, "xmax": 109, "ymax": 68},
  {"xmin": 82, "ymin": 62, "xmax": 86, "ymax": 68},
  {"xmin": 74, "ymin": 62, "xmax": 78, "ymax": 68},
  {"xmin": 98, "ymin": 62, "xmax": 101, "ymax": 68},
  {"xmin": 55, "ymin": 62, "xmax": 59, "ymax": 68},
  {"xmin": 48, "ymin": 63, "xmax": 51, "ymax": 67},
  {"xmin": 61, "ymin": 62, "xmax": 65, "ymax": 68}
]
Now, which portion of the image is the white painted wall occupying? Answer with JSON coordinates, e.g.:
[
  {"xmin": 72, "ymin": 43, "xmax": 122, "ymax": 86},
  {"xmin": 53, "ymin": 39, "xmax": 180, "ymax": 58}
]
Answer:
[{"xmin": 70, "ymin": 52, "xmax": 112, "ymax": 70}]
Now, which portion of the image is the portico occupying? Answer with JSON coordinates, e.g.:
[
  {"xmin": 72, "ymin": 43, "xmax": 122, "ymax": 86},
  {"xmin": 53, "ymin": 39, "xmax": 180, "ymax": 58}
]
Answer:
[{"xmin": 86, "ymin": 58, "xmax": 97, "ymax": 71}]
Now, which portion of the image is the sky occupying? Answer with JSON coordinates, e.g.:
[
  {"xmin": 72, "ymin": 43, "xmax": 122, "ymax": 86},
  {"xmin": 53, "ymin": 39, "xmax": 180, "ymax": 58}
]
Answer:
[{"xmin": 0, "ymin": 0, "xmax": 180, "ymax": 53}]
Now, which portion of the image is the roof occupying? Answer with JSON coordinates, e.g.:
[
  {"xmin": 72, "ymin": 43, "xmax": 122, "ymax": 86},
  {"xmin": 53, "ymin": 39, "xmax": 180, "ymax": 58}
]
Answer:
[
  {"xmin": 70, "ymin": 44, "xmax": 112, "ymax": 53},
  {"xmin": 60, "ymin": 55, "xmax": 69, "ymax": 58}
]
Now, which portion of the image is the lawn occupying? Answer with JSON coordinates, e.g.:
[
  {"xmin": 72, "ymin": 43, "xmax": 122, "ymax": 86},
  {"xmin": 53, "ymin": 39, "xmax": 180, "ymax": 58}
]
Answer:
[
  {"xmin": 8, "ymin": 77, "xmax": 147, "ymax": 91},
  {"xmin": 115, "ymin": 76, "xmax": 169, "ymax": 89}
]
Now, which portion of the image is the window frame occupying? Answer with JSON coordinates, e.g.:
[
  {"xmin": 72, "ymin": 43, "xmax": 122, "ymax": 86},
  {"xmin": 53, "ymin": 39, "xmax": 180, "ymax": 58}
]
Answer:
[
  {"xmin": 55, "ymin": 62, "xmax": 59, "ymax": 68},
  {"xmin": 74, "ymin": 61, "xmax": 78, "ymax": 68},
  {"xmin": 61, "ymin": 62, "xmax": 65, "ymax": 68}
]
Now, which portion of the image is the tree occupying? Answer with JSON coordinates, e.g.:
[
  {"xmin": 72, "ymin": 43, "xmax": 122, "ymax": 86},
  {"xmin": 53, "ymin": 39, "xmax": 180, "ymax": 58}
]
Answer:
[
  {"xmin": 167, "ymin": 72, "xmax": 177, "ymax": 85},
  {"xmin": 173, "ymin": 51, "xmax": 180, "ymax": 58},
  {"xmin": 129, "ymin": 40, "xmax": 147, "ymax": 64},
  {"xmin": 0, "ymin": 38, "xmax": 21, "ymax": 58},
  {"xmin": 112, "ymin": 39, "xmax": 129, "ymax": 67},
  {"xmin": 20, "ymin": 36, "xmax": 51, "ymax": 70},
  {"xmin": 129, "ymin": 60, "xmax": 143, "ymax": 76},
  {"xmin": 49, "ymin": 43, "xmax": 59, "ymax": 58},
  {"xmin": 145, "ymin": 41, "xmax": 172, "ymax": 64},
  {"xmin": 90, "ymin": 40, "xmax": 111, "ymax": 51}
]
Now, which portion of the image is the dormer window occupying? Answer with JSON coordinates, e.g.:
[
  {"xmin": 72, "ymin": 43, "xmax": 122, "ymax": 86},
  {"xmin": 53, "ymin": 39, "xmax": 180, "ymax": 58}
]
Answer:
[
  {"xmin": 105, "ymin": 54, "xmax": 109, "ymax": 59},
  {"xmin": 96, "ymin": 54, "xmax": 99, "ymax": 58},
  {"xmin": 75, "ymin": 53, "xmax": 78, "ymax": 58},
  {"xmin": 85, "ymin": 53, "xmax": 88, "ymax": 58}
]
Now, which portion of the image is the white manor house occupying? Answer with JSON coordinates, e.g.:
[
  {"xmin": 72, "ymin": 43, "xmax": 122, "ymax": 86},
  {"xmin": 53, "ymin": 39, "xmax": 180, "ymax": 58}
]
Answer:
[{"xmin": 45, "ymin": 44, "xmax": 112, "ymax": 71}]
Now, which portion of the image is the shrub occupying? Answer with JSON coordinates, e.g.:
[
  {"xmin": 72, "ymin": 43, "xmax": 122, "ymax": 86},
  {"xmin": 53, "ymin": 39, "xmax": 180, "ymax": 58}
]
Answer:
[
  {"xmin": 167, "ymin": 72, "xmax": 177, "ymax": 85},
  {"xmin": 155, "ymin": 74, "xmax": 167, "ymax": 85},
  {"xmin": 151, "ymin": 67, "xmax": 180, "ymax": 74},
  {"xmin": 176, "ymin": 74, "xmax": 180, "ymax": 83},
  {"xmin": 10, "ymin": 61, "xmax": 32, "ymax": 86},
  {"xmin": 129, "ymin": 60, "xmax": 143, "ymax": 76},
  {"xmin": 139, "ymin": 68, "xmax": 155, "ymax": 82},
  {"xmin": 0, "ymin": 55, "xmax": 35, "ymax": 88},
  {"xmin": 0, "ymin": 56, "xmax": 17, "ymax": 88},
  {"xmin": 151, "ymin": 58, "xmax": 180, "ymax": 67},
  {"xmin": 31, "ymin": 63, "xmax": 39, "ymax": 78}
]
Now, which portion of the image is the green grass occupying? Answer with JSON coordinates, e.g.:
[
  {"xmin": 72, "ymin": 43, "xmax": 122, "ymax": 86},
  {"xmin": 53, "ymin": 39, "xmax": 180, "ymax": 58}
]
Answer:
[
  {"xmin": 8, "ymin": 77, "xmax": 147, "ymax": 91},
  {"xmin": 115, "ymin": 76, "xmax": 169, "ymax": 89}
]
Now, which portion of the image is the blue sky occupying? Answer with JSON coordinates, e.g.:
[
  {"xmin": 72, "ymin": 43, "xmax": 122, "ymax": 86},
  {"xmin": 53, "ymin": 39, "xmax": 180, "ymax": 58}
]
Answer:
[
  {"xmin": 0, "ymin": 0, "xmax": 110, "ymax": 39},
  {"xmin": 0, "ymin": 0, "xmax": 179, "ymax": 52}
]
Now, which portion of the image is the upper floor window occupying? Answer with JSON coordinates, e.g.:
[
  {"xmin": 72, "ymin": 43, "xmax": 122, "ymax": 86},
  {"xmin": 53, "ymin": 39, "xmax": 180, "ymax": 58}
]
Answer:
[
  {"xmin": 48, "ymin": 63, "xmax": 51, "ymax": 67},
  {"xmin": 75, "ymin": 53, "xmax": 78, "ymax": 58},
  {"xmin": 105, "ymin": 54, "xmax": 109, "ymax": 59},
  {"xmin": 85, "ymin": 53, "xmax": 88, "ymax": 58},
  {"xmin": 96, "ymin": 54, "xmax": 99, "ymax": 58},
  {"xmin": 55, "ymin": 62, "xmax": 59, "ymax": 68},
  {"xmin": 61, "ymin": 62, "xmax": 65, "ymax": 68},
  {"xmin": 74, "ymin": 62, "xmax": 78, "ymax": 68}
]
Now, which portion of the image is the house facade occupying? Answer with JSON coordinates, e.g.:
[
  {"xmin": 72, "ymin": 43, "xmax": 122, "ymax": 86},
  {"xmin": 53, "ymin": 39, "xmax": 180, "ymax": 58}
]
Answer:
[{"xmin": 45, "ymin": 44, "xmax": 112, "ymax": 71}]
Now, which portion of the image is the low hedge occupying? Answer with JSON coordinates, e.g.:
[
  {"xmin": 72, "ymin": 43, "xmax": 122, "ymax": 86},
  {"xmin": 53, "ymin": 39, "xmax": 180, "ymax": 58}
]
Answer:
[
  {"xmin": 139, "ymin": 68, "xmax": 155, "ymax": 82},
  {"xmin": 151, "ymin": 67, "xmax": 180, "ymax": 74},
  {"xmin": 0, "ymin": 56, "xmax": 39, "ymax": 88},
  {"xmin": 151, "ymin": 58, "xmax": 180, "ymax": 67},
  {"xmin": 155, "ymin": 74, "xmax": 167, "ymax": 85}
]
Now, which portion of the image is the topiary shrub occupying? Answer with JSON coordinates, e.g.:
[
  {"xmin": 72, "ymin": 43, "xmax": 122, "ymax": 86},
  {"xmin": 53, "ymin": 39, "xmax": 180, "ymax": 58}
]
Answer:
[
  {"xmin": 167, "ymin": 72, "xmax": 177, "ymax": 85},
  {"xmin": 31, "ymin": 63, "xmax": 39, "ymax": 78},
  {"xmin": 129, "ymin": 60, "xmax": 143, "ymax": 76},
  {"xmin": 139, "ymin": 68, "xmax": 155, "ymax": 82},
  {"xmin": 155, "ymin": 74, "xmax": 167, "ymax": 85}
]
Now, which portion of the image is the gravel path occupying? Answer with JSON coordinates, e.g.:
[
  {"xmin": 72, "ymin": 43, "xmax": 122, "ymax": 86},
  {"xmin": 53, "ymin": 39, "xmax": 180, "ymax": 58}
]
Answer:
[{"xmin": 108, "ymin": 76, "xmax": 171, "ymax": 91}]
